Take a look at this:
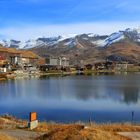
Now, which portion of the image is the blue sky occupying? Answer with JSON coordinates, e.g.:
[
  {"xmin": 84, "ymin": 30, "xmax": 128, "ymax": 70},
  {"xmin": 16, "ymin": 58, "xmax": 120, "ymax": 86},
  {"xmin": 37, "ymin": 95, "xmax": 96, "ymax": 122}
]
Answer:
[{"xmin": 0, "ymin": 0, "xmax": 140, "ymax": 40}]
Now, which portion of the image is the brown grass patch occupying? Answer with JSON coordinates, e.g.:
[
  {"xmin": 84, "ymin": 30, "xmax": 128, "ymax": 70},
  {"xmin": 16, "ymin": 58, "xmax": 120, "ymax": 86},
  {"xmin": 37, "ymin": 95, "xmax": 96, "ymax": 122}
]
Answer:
[
  {"xmin": 92, "ymin": 123, "xmax": 140, "ymax": 132},
  {"xmin": 0, "ymin": 116, "xmax": 139, "ymax": 140},
  {"xmin": 0, "ymin": 134, "xmax": 16, "ymax": 140},
  {"xmin": 37, "ymin": 124, "xmax": 133, "ymax": 140}
]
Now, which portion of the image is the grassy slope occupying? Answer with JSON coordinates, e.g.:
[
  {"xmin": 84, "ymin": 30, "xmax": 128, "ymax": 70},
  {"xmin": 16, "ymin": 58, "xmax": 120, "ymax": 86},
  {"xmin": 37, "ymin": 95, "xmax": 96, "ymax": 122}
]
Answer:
[
  {"xmin": 0, "ymin": 116, "xmax": 140, "ymax": 140},
  {"xmin": 35, "ymin": 123, "xmax": 140, "ymax": 140}
]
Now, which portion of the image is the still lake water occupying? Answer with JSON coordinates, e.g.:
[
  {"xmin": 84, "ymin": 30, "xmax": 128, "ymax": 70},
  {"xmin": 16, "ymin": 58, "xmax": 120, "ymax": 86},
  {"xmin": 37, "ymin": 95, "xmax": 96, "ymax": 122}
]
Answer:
[{"xmin": 0, "ymin": 73, "xmax": 140, "ymax": 123}]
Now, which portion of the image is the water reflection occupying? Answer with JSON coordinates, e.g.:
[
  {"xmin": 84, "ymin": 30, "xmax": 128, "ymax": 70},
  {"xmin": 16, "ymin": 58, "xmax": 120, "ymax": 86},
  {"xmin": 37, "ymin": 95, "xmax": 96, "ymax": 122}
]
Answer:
[
  {"xmin": 0, "ymin": 74, "xmax": 140, "ymax": 122},
  {"xmin": 123, "ymin": 87, "xmax": 139, "ymax": 104},
  {"xmin": 0, "ymin": 75, "xmax": 140, "ymax": 104}
]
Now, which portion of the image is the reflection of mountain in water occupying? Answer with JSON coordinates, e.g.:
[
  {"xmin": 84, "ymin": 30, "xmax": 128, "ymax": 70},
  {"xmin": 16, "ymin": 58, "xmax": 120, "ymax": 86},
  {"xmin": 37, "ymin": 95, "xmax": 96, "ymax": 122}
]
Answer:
[
  {"xmin": 0, "ymin": 75, "xmax": 140, "ymax": 105},
  {"xmin": 72, "ymin": 84, "xmax": 140, "ymax": 104},
  {"xmin": 123, "ymin": 87, "xmax": 139, "ymax": 104},
  {"xmin": 67, "ymin": 76, "xmax": 140, "ymax": 104},
  {"xmin": 72, "ymin": 86, "xmax": 140, "ymax": 104}
]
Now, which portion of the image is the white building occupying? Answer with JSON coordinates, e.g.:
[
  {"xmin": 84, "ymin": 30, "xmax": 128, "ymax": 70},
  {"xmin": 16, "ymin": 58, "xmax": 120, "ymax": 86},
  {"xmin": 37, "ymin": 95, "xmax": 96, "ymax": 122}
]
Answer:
[{"xmin": 46, "ymin": 56, "xmax": 69, "ymax": 67}]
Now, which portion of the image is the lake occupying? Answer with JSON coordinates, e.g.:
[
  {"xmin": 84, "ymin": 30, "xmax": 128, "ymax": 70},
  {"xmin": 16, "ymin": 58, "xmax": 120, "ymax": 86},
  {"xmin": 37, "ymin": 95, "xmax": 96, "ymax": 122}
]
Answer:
[{"xmin": 0, "ymin": 73, "xmax": 140, "ymax": 123}]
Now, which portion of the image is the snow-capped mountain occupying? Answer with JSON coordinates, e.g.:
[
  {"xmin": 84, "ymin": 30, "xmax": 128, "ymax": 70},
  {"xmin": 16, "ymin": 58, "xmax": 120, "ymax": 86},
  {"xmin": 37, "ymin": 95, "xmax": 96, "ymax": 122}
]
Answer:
[
  {"xmin": 91, "ymin": 31, "xmax": 125, "ymax": 47},
  {"xmin": 0, "ymin": 34, "xmax": 77, "ymax": 49},
  {"xmin": 1, "ymin": 28, "xmax": 140, "ymax": 49},
  {"xmin": 0, "ymin": 39, "xmax": 21, "ymax": 48},
  {"xmin": 1, "ymin": 28, "xmax": 140, "ymax": 64}
]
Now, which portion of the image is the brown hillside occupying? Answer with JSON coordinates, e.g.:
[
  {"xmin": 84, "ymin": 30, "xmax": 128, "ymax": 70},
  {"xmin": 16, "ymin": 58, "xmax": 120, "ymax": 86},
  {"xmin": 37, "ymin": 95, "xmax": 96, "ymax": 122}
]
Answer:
[{"xmin": 31, "ymin": 41, "xmax": 140, "ymax": 64}]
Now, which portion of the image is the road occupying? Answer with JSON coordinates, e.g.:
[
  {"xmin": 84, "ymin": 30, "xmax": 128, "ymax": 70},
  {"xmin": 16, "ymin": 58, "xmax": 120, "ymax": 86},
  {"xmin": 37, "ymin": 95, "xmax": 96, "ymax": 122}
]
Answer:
[
  {"xmin": 0, "ymin": 129, "xmax": 44, "ymax": 140},
  {"xmin": 118, "ymin": 132, "xmax": 140, "ymax": 140}
]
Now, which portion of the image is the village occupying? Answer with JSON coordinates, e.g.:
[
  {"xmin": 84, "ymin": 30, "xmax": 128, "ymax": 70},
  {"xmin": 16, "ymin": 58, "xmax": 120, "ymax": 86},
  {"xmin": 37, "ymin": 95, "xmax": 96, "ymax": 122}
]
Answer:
[{"xmin": 0, "ymin": 46, "xmax": 140, "ymax": 80}]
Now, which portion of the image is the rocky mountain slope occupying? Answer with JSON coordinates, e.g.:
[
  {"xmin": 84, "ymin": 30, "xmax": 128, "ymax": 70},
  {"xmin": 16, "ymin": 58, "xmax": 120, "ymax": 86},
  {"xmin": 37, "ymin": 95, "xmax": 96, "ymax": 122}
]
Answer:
[{"xmin": 1, "ymin": 28, "xmax": 140, "ymax": 64}]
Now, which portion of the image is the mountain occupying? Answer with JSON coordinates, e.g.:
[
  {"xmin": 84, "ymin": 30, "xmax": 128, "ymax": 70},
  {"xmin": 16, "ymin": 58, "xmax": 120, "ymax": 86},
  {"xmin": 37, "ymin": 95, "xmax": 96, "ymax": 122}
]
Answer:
[
  {"xmin": 1, "ymin": 28, "xmax": 140, "ymax": 49},
  {"xmin": 1, "ymin": 28, "xmax": 140, "ymax": 64},
  {"xmin": 0, "ymin": 34, "xmax": 77, "ymax": 49}
]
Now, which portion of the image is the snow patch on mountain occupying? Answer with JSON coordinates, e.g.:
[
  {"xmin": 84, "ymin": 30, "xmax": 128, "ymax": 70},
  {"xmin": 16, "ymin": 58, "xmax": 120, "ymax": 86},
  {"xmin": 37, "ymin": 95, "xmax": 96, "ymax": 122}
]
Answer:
[
  {"xmin": 92, "ymin": 39, "xmax": 106, "ymax": 47},
  {"xmin": 0, "ymin": 39, "xmax": 11, "ymax": 47},
  {"xmin": 58, "ymin": 34, "xmax": 77, "ymax": 42},
  {"xmin": 105, "ymin": 32, "xmax": 125, "ymax": 45},
  {"xmin": 88, "ymin": 33, "xmax": 95, "ymax": 37},
  {"xmin": 22, "ymin": 39, "xmax": 38, "ymax": 49},
  {"xmin": 1, "ymin": 28, "xmax": 140, "ymax": 49},
  {"xmin": 0, "ymin": 39, "xmax": 21, "ymax": 48},
  {"xmin": 64, "ymin": 39, "xmax": 76, "ymax": 48},
  {"xmin": 88, "ymin": 33, "xmax": 99, "ymax": 38},
  {"xmin": 92, "ymin": 32, "xmax": 125, "ymax": 47},
  {"xmin": 82, "ymin": 37, "xmax": 89, "ymax": 40},
  {"xmin": 136, "ymin": 28, "xmax": 140, "ymax": 34}
]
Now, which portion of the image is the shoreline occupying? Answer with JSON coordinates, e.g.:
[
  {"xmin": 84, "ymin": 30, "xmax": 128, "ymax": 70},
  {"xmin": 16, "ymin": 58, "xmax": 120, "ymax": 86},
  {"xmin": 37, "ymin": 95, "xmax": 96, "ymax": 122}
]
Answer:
[{"xmin": 1, "ymin": 70, "xmax": 140, "ymax": 81}]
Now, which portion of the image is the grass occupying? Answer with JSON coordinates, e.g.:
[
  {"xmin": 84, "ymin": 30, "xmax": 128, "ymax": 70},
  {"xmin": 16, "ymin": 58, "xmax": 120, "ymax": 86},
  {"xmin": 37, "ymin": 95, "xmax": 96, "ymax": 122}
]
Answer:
[
  {"xmin": 0, "ymin": 134, "xmax": 16, "ymax": 140},
  {"xmin": 92, "ymin": 123, "xmax": 140, "ymax": 132},
  {"xmin": 36, "ymin": 123, "xmax": 133, "ymax": 140},
  {"xmin": 0, "ymin": 116, "xmax": 140, "ymax": 140}
]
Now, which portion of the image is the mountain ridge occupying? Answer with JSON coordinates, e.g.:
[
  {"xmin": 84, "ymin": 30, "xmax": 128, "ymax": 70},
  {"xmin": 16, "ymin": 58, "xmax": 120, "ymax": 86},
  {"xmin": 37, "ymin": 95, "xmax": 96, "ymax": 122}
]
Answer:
[
  {"xmin": 1, "ymin": 28, "xmax": 140, "ymax": 49},
  {"xmin": 1, "ymin": 28, "xmax": 140, "ymax": 64}
]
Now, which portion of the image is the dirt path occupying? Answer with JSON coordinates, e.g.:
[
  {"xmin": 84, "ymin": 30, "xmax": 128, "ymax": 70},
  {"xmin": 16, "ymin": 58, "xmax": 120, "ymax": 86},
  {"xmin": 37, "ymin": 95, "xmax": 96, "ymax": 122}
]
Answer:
[
  {"xmin": 0, "ymin": 129, "xmax": 44, "ymax": 140},
  {"xmin": 118, "ymin": 132, "xmax": 140, "ymax": 140}
]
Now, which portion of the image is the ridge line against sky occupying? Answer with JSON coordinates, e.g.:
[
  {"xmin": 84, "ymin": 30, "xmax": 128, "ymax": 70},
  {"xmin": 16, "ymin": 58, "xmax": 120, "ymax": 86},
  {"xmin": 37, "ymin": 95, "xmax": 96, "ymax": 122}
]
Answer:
[{"xmin": 0, "ymin": 0, "xmax": 140, "ymax": 40}]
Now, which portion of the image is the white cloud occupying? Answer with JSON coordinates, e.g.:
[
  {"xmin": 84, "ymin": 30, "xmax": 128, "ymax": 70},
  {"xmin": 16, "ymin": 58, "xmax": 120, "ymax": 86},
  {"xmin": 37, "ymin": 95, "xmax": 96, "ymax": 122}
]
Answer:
[{"xmin": 0, "ymin": 22, "xmax": 140, "ymax": 40}]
